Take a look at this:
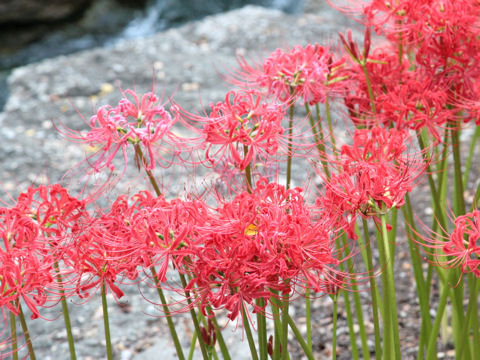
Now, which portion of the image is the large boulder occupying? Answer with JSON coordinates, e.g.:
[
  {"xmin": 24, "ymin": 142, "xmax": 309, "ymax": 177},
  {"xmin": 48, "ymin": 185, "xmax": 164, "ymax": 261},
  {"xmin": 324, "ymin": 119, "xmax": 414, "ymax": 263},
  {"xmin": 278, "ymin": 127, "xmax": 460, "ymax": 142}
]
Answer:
[{"xmin": 0, "ymin": 0, "xmax": 93, "ymax": 24}]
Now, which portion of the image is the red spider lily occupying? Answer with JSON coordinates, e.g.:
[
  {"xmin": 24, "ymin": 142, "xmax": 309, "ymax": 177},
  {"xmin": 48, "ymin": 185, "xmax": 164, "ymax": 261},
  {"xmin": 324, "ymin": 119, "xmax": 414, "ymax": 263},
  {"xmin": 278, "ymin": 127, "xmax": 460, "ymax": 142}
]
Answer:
[
  {"xmin": 56, "ymin": 88, "xmax": 182, "ymax": 175},
  {"xmin": 0, "ymin": 207, "xmax": 53, "ymax": 320},
  {"xmin": 339, "ymin": 44, "xmax": 409, "ymax": 126},
  {"xmin": 316, "ymin": 127, "xmax": 424, "ymax": 237},
  {"xmin": 227, "ymin": 44, "xmax": 346, "ymax": 105},
  {"xmin": 0, "ymin": 184, "xmax": 93, "ymax": 317},
  {"xmin": 185, "ymin": 178, "xmax": 343, "ymax": 321},
  {"xmin": 335, "ymin": 0, "xmax": 480, "ymax": 119},
  {"xmin": 175, "ymin": 89, "xmax": 290, "ymax": 171},
  {"xmin": 65, "ymin": 191, "xmax": 208, "ymax": 300},
  {"xmin": 417, "ymin": 210, "xmax": 480, "ymax": 277}
]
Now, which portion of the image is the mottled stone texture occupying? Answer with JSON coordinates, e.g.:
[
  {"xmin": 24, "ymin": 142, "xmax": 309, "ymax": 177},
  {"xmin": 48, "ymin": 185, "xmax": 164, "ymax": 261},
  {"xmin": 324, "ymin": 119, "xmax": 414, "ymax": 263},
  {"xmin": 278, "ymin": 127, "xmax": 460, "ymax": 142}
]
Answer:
[{"xmin": 0, "ymin": 0, "xmax": 92, "ymax": 24}]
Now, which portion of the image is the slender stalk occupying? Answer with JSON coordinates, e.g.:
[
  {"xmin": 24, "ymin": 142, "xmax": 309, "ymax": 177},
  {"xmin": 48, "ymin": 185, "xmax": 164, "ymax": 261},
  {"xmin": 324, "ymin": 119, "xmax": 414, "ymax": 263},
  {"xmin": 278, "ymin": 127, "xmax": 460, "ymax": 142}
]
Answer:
[
  {"xmin": 178, "ymin": 273, "xmax": 210, "ymax": 360},
  {"xmin": 150, "ymin": 266, "xmax": 186, "ymax": 360},
  {"xmin": 450, "ymin": 125, "xmax": 466, "ymax": 216},
  {"xmin": 271, "ymin": 293, "xmax": 282, "ymax": 360},
  {"xmin": 426, "ymin": 270, "xmax": 456, "ymax": 358},
  {"xmin": 134, "ymin": 144, "xmax": 162, "ymax": 196},
  {"xmin": 10, "ymin": 311, "xmax": 18, "ymax": 360},
  {"xmin": 281, "ymin": 288, "xmax": 290, "ymax": 360},
  {"xmin": 286, "ymin": 101, "xmax": 295, "ymax": 190},
  {"xmin": 378, "ymin": 214, "xmax": 401, "ymax": 360},
  {"xmin": 331, "ymin": 295, "xmax": 338, "ymax": 360},
  {"xmin": 17, "ymin": 304, "xmax": 36, "ymax": 360},
  {"xmin": 402, "ymin": 195, "xmax": 434, "ymax": 359},
  {"xmin": 456, "ymin": 275, "xmax": 479, "ymax": 360},
  {"xmin": 305, "ymin": 286, "xmax": 312, "ymax": 351},
  {"xmin": 244, "ymin": 145, "xmax": 253, "ymax": 192},
  {"xmin": 360, "ymin": 219, "xmax": 382, "ymax": 360},
  {"xmin": 256, "ymin": 298, "xmax": 268, "ymax": 360},
  {"xmin": 242, "ymin": 305, "xmax": 259, "ymax": 360},
  {"xmin": 305, "ymin": 103, "xmax": 330, "ymax": 179},
  {"xmin": 341, "ymin": 235, "xmax": 370, "ymax": 360},
  {"xmin": 335, "ymin": 235, "xmax": 359, "ymax": 359},
  {"xmin": 286, "ymin": 314, "xmax": 315, "ymax": 360},
  {"xmin": 209, "ymin": 314, "xmax": 232, "ymax": 360},
  {"xmin": 462, "ymin": 125, "xmax": 480, "ymax": 188},
  {"xmin": 54, "ymin": 262, "xmax": 76, "ymax": 360},
  {"xmin": 188, "ymin": 331, "xmax": 197, "ymax": 360},
  {"xmin": 360, "ymin": 63, "xmax": 376, "ymax": 115},
  {"xmin": 101, "ymin": 281, "xmax": 113, "ymax": 360}
]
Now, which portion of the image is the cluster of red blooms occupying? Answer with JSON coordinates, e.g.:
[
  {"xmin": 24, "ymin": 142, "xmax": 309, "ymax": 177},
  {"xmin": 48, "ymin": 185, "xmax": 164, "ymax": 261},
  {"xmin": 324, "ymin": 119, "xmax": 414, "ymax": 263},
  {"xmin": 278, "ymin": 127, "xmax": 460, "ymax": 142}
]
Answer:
[
  {"xmin": 0, "ymin": 180, "xmax": 345, "ymax": 327},
  {"xmin": 230, "ymin": 44, "xmax": 346, "ymax": 105},
  {"xmin": 316, "ymin": 127, "xmax": 424, "ymax": 238},
  {"xmin": 0, "ymin": 185, "xmax": 90, "ymax": 321},
  {"xmin": 187, "ymin": 178, "xmax": 342, "ymax": 320},
  {"xmin": 334, "ymin": 0, "xmax": 480, "ymax": 140},
  {"xmin": 57, "ymin": 89, "xmax": 181, "ymax": 174},
  {"xmin": 175, "ymin": 89, "xmax": 288, "ymax": 171}
]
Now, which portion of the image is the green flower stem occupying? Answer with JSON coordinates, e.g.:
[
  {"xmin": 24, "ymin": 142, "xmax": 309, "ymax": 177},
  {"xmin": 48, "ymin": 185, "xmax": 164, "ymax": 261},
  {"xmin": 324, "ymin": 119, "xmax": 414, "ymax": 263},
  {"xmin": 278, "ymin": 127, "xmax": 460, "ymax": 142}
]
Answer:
[
  {"xmin": 17, "ymin": 303, "xmax": 36, "ymax": 360},
  {"xmin": 281, "ymin": 289, "xmax": 290, "ymax": 360},
  {"xmin": 416, "ymin": 133, "xmax": 448, "ymax": 231},
  {"xmin": 462, "ymin": 125, "xmax": 480, "ymax": 188},
  {"xmin": 387, "ymin": 208, "xmax": 398, "ymax": 259},
  {"xmin": 134, "ymin": 144, "xmax": 162, "ymax": 196},
  {"xmin": 378, "ymin": 214, "xmax": 401, "ymax": 360},
  {"xmin": 208, "ymin": 313, "xmax": 231, "ymax": 360},
  {"xmin": 271, "ymin": 294, "xmax": 283, "ymax": 360},
  {"xmin": 286, "ymin": 314, "xmax": 315, "ymax": 360},
  {"xmin": 305, "ymin": 103, "xmax": 330, "ymax": 179},
  {"xmin": 101, "ymin": 281, "xmax": 113, "ymax": 360},
  {"xmin": 402, "ymin": 195, "xmax": 434, "ymax": 359},
  {"xmin": 256, "ymin": 298, "xmax": 268, "ymax": 360},
  {"xmin": 323, "ymin": 100, "xmax": 337, "ymax": 156},
  {"xmin": 336, "ymin": 236, "xmax": 359, "ymax": 359},
  {"xmin": 10, "ymin": 311, "xmax": 18, "ymax": 360},
  {"xmin": 456, "ymin": 274, "xmax": 480, "ymax": 360},
  {"xmin": 178, "ymin": 273, "xmax": 210, "ymax": 360},
  {"xmin": 188, "ymin": 331, "xmax": 198, "ymax": 360},
  {"xmin": 54, "ymin": 262, "xmax": 76, "ymax": 360},
  {"xmin": 360, "ymin": 63, "xmax": 376, "ymax": 115},
  {"xmin": 242, "ymin": 305, "xmax": 259, "ymax": 360},
  {"xmin": 286, "ymin": 102, "xmax": 295, "ymax": 190},
  {"xmin": 426, "ymin": 269, "xmax": 456, "ymax": 359},
  {"xmin": 305, "ymin": 286, "xmax": 312, "ymax": 351},
  {"xmin": 341, "ymin": 235, "xmax": 370, "ymax": 360},
  {"xmin": 331, "ymin": 295, "xmax": 338, "ymax": 360},
  {"xmin": 360, "ymin": 219, "xmax": 382, "ymax": 360},
  {"xmin": 450, "ymin": 125, "xmax": 466, "ymax": 216},
  {"xmin": 150, "ymin": 266, "xmax": 186, "ymax": 360},
  {"xmin": 244, "ymin": 145, "xmax": 253, "ymax": 192}
]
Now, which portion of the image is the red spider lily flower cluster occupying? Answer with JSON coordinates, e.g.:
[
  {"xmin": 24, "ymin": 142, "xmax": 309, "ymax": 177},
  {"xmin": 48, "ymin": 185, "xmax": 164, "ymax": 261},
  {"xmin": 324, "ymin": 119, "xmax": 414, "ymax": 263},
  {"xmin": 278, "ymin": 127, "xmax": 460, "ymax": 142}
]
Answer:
[
  {"xmin": 229, "ymin": 44, "xmax": 346, "ymax": 105},
  {"xmin": 420, "ymin": 210, "xmax": 480, "ymax": 277},
  {"xmin": 65, "ymin": 191, "xmax": 209, "ymax": 300},
  {"xmin": 0, "ymin": 185, "xmax": 90, "ymax": 321},
  {"xmin": 175, "ymin": 89, "xmax": 288, "ymax": 171},
  {"xmin": 186, "ymin": 178, "xmax": 343, "ymax": 320},
  {"xmin": 443, "ymin": 211, "xmax": 480, "ymax": 276},
  {"xmin": 317, "ymin": 127, "xmax": 424, "ymax": 237},
  {"xmin": 57, "ymin": 89, "xmax": 181, "ymax": 174},
  {"xmin": 335, "ymin": 0, "xmax": 480, "ymax": 134}
]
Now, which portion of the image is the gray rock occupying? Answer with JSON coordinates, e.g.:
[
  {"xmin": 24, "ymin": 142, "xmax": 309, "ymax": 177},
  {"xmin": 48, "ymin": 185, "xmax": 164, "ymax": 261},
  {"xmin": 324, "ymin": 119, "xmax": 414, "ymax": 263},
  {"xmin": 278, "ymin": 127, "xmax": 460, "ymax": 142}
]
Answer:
[
  {"xmin": 0, "ymin": 0, "xmax": 92, "ymax": 24},
  {"xmin": 1, "ymin": 5, "xmax": 353, "ymax": 198}
]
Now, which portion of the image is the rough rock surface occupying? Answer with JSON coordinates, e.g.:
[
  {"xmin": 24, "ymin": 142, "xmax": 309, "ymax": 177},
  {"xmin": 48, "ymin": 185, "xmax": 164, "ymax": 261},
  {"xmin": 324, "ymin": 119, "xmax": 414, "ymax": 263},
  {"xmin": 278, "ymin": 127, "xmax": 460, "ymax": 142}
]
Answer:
[
  {"xmin": 0, "ymin": 0, "xmax": 92, "ymax": 24},
  {"xmin": 1, "ymin": 2, "xmax": 354, "ymax": 198}
]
